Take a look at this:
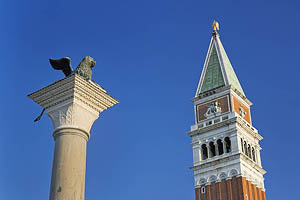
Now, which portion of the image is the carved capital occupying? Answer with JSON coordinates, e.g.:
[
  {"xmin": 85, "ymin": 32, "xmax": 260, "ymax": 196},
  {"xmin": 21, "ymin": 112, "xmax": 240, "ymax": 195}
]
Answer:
[
  {"xmin": 47, "ymin": 101, "xmax": 99, "ymax": 135},
  {"xmin": 28, "ymin": 74, "xmax": 119, "ymax": 136}
]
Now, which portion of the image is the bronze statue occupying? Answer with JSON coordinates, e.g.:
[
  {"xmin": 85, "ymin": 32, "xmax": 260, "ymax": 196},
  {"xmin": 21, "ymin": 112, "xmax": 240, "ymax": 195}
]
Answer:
[
  {"xmin": 49, "ymin": 56, "xmax": 96, "ymax": 80},
  {"xmin": 34, "ymin": 56, "xmax": 96, "ymax": 122}
]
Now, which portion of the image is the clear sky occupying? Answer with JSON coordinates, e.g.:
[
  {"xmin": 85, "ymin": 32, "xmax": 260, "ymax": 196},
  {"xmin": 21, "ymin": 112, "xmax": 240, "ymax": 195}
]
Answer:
[{"xmin": 1, "ymin": 0, "xmax": 299, "ymax": 199}]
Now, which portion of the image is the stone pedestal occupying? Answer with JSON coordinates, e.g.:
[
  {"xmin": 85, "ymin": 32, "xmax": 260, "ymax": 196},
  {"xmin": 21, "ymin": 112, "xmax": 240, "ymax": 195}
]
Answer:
[{"xmin": 28, "ymin": 74, "xmax": 119, "ymax": 200}]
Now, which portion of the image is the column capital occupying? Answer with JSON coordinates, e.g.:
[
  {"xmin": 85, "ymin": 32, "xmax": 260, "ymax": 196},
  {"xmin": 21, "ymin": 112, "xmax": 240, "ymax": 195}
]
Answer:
[
  {"xmin": 47, "ymin": 103, "xmax": 96, "ymax": 136},
  {"xmin": 28, "ymin": 74, "xmax": 119, "ymax": 133}
]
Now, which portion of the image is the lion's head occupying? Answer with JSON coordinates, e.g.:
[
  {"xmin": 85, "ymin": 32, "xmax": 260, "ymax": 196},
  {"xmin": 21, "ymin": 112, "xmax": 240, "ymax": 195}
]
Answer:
[{"xmin": 82, "ymin": 56, "xmax": 96, "ymax": 68}]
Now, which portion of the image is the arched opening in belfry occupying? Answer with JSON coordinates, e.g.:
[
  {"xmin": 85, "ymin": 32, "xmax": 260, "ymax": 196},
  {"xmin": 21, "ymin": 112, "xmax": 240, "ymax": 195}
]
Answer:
[
  {"xmin": 217, "ymin": 139, "xmax": 224, "ymax": 155},
  {"xmin": 252, "ymin": 147, "xmax": 256, "ymax": 162},
  {"xmin": 248, "ymin": 144, "xmax": 252, "ymax": 159},
  {"xmin": 224, "ymin": 137, "xmax": 231, "ymax": 153},
  {"xmin": 241, "ymin": 138, "xmax": 244, "ymax": 153},
  {"xmin": 209, "ymin": 142, "xmax": 216, "ymax": 157},
  {"xmin": 201, "ymin": 144, "xmax": 208, "ymax": 160},
  {"xmin": 244, "ymin": 141, "xmax": 248, "ymax": 156}
]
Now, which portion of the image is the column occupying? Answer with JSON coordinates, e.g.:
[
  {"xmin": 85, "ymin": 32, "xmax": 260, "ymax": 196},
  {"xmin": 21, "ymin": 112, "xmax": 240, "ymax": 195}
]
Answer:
[
  {"xmin": 193, "ymin": 143, "xmax": 201, "ymax": 164},
  {"xmin": 47, "ymin": 102, "xmax": 98, "ymax": 200},
  {"xmin": 238, "ymin": 136, "xmax": 243, "ymax": 153},
  {"xmin": 198, "ymin": 142, "xmax": 202, "ymax": 161},
  {"xmin": 229, "ymin": 135, "xmax": 237, "ymax": 152},
  {"xmin": 256, "ymin": 146, "xmax": 262, "ymax": 166},
  {"xmin": 214, "ymin": 141, "xmax": 219, "ymax": 156},
  {"xmin": 207, "ymin": 143, "xmax": 211, "ymax": 158},
  {"xmin": 28, "ymin": 74, "xmax": 119, "ymax": 200},
  {"xmin": 222, "ymin": 139, "xmax": 226, "ymax": 154}
]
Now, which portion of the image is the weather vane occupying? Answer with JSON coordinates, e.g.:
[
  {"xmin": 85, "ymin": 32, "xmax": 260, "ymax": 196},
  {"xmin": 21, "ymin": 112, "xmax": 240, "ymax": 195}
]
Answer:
[{"xmin": 212, "ymin": 20, "xmax": 219, "ymax": 32}]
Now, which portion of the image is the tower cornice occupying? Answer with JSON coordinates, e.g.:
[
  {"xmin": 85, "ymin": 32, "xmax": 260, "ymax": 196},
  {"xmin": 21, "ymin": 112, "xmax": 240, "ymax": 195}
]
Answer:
[
  {"xmin": 187, "ymin": 114, "xmax": 262, "ymax": 141},
  {"xmin": 192, "ymin": 85, "xmax": 252, "ymax": 106}
]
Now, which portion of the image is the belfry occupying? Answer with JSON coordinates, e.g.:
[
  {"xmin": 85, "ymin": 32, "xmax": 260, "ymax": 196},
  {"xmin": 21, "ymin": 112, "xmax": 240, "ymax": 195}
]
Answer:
[{"xmin": 188, "ymin": 22, "xmax": 266, "ymax": 200}]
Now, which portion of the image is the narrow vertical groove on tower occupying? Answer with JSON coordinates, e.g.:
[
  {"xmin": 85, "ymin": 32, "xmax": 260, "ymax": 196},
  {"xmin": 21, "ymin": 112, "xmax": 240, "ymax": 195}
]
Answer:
[
  {"xmin": 207, "ymin": 185, "xmax": 212, "ymax": 200},
  {"xmin": 226, "ymin": 179, "xmax": 233, "ymax": 200}
]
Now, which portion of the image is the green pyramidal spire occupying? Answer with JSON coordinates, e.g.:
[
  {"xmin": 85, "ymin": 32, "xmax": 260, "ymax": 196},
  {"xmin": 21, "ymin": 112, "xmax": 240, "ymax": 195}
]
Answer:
[
  {"xmin": 199, "ymin": 45, "xmax": 225, "ymax": 93},
  {"xmin": 196, "ymin": 26, "xmax": 245, "ymax": 97}
]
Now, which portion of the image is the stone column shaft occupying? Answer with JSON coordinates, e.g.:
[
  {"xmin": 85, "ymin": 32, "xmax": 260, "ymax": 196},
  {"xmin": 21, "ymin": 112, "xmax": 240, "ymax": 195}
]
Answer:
[
  {"xmin": 192, "ymin": 143, "xmax": 201, "ymax": 164},
  {"xmin": 222, "ymin": 139, "xmax": 226, "ymax": 154},
  {"xmin": 207, "ymin": 143, "xmax": 211, "ymax": 158},
  {"xmin": 49, "ymin": 128, "xmax": 89, "ymax": 200},
  {"xmin": 214, "ymin": 141, "xmax": 219, "ymax": 156}
]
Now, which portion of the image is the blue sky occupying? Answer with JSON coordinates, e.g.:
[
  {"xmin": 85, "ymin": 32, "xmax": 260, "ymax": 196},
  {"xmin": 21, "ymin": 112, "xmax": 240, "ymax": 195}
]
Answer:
[{"xmin": 1, "ymin": 0, "xmax": 299, "ymax": 199}]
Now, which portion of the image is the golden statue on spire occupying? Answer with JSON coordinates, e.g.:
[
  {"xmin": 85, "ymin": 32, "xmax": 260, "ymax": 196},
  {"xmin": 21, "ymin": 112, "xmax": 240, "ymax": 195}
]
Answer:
[{"xmin": 212, "ymin": 20, "xmax": 219, "ymax": 32}]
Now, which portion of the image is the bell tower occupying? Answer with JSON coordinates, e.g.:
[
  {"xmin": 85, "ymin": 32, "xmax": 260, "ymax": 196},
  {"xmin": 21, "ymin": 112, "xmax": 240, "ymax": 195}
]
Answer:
[{"xmin": 188, "ymin": 22, "xmax": 266, "ymax": 200}]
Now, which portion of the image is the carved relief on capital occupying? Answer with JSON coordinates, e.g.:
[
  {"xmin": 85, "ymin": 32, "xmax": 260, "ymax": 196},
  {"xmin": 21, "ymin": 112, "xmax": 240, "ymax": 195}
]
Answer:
[{"xmin": 47, "ymin": 103, "xmax": 99, "ymax": 133}]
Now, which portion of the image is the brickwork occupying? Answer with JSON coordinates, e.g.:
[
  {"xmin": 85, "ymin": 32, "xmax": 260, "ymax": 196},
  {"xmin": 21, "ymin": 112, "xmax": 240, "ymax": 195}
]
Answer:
[{"xmin": 195, "ymin": 176, "xmax": 266, "ymax": 200}]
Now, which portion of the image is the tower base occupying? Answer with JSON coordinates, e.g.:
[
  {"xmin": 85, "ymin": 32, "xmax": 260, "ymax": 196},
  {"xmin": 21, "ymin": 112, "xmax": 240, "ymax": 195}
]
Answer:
[{"xmin": 195, "ymin": 176, "xmax": 266, "ymax": 200}]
